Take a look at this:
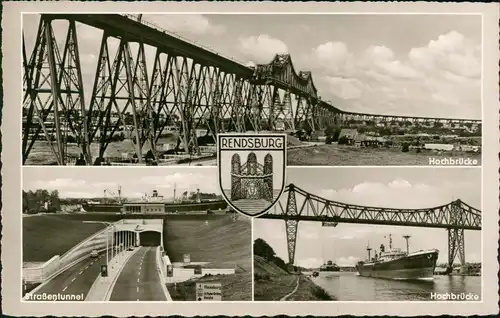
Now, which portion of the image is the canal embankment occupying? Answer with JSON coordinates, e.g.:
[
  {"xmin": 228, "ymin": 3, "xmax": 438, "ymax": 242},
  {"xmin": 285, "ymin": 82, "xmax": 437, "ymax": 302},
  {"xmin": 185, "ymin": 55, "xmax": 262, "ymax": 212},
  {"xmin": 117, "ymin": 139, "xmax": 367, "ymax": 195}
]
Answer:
[{"xmin": 254, "ymin": 255, "xmax": 335, "ymax": 301}]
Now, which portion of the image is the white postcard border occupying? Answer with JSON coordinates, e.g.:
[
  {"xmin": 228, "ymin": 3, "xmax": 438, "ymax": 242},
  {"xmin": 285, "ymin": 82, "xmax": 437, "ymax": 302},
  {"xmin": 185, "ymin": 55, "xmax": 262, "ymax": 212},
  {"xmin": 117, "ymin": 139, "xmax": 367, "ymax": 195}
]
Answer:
[{"xmin": 2, "ymin": 1, "xmax": 499, "ymax": 316}]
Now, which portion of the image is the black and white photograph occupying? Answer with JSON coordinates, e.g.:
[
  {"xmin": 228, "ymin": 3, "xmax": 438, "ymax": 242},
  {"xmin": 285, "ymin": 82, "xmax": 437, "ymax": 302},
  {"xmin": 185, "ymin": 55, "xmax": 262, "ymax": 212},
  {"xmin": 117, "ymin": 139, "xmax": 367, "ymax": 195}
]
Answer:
[
  {"xmin": 22, "ymin": 13, "xmax": 481, "ymax": 167},
  {"xmin": 22, "ymin": 168, "xmax": 252, "ymax": 302},
  {"xmin": 253, "ymin": 167, "xmax": 481, "ymax": 301},
  {"xmin": 3, "ymin": 1, "xmax": 499, "ymax": 317}
]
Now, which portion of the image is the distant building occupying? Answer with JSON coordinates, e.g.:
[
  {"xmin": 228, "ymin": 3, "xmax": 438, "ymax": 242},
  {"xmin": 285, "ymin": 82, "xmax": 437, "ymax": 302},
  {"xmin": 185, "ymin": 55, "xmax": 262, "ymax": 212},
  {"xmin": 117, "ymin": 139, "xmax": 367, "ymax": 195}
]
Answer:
[{"xmin": 338, "ymin": 128, "xmax": 359, "ymax": 141}]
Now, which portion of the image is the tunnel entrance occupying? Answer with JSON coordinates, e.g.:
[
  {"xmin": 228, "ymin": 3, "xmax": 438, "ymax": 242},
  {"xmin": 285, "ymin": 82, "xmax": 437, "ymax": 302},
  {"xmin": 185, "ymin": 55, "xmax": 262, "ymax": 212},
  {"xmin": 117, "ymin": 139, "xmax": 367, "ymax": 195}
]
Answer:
[{"xmin": 139, "ymin": 231, "xmax": 161, "ymax": 246}]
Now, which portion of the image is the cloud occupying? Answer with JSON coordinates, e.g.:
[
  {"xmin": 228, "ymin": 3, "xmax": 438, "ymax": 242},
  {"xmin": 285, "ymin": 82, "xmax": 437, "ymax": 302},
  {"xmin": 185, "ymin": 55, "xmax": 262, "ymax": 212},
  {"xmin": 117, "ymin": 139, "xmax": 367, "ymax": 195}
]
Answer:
[
  {"xmin": 316, "ymin": 178, "xmax": 474, "ymax": 209},
  {"xmin": 409, "ymin": 30, "xmax": 480, "ymax": 78},
  {"xmin": 322, "ymin": 77, "xmax": 364, "ymax": 100},
  {"xmin": 308, "ymin": 31, "xmax": 480, "ymax": 118},
  {"xmin": 336, "ymin": 255, "xmax": 360, "ymax": 266},
  {"xmin": 297, "ymin": 257, "xmax": 324, "ymax": 268},
  {"xmin": 25, "ymin": 178, "xmax": 119, "ymax": 198},
  {"xmin": 24, "ymin": 171, "xmax": 220, "ymax": 199},
  {"xmin": 29, "ymin": 178, "xmax": 87, "ymax": 190},
  {"xmin": 139, "ymin": 172, "xmax": 219, "ymax": 194},
  {"xmin": 238, "ymin": 34, "xmax": 288, "ymax": 63}
]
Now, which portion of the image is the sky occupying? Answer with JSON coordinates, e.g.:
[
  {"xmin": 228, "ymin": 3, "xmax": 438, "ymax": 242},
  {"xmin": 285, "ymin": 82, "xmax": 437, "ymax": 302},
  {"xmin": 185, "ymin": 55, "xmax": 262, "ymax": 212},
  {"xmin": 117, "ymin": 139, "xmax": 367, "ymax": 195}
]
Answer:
[
  {"xmin": 23, "ymin": 13, "xmax": 481, "ymax": 119},
  {"xmin": 23, "ymin": 167, "xmax": 220, "ymax": 199},
  {"xmin": 254, "ymin": 167, "xmax": 482, "ymax": 266}
]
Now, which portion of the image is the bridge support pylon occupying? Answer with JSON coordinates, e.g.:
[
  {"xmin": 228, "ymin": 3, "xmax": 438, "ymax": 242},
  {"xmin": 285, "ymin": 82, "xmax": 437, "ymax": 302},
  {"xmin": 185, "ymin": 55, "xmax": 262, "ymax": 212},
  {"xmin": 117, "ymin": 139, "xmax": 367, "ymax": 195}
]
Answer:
[
  {"xmin": 447, "ymin": 228, "xmax": 465, "ymax": 272},
  {"xmin": 285, "ymin": 219, "xmax": 298, "ymax": 266},
  {"xmin": 284, "ymin": 184, "xmax": 298, "ymax": 265}
]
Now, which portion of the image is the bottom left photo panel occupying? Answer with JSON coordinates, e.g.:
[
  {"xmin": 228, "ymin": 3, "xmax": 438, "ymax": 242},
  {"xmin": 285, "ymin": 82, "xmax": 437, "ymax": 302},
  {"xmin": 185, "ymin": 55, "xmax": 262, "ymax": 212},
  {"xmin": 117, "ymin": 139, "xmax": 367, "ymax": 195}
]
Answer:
[{"xmin": 21, "ymin": 167, "xmax": 252, "ymax": 302}]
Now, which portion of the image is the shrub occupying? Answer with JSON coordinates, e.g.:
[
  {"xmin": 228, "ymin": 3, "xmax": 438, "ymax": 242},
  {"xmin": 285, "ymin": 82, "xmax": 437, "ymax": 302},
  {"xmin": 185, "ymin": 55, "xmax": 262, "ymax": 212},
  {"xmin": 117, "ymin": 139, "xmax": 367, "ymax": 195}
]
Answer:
[
  {"xmin": 338, "ymin": 136, "xmax": 350, "ymax": 145},
  {"xmin": 312, "ymin": 286, "xmax": 333, "ymax": 300},
  {"xmin": 401, "ymin": 143, "xmax": 410, "ymax": 152}
]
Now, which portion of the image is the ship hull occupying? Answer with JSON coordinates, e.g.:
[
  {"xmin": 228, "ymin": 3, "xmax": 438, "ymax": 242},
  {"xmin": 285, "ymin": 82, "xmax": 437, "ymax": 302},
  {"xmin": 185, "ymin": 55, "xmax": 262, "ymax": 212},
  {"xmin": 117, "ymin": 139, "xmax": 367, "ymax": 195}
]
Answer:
[
  {"xmin": 82, "ymin": 200, "xmax": 227, "ymax": 213},
  {"xmin": 357, "ymin": 250, "xmax": 438, "ymax": 280},
  {"xmin": 82, "ymin": 204, "xmax": 122, "ymax": 213}
]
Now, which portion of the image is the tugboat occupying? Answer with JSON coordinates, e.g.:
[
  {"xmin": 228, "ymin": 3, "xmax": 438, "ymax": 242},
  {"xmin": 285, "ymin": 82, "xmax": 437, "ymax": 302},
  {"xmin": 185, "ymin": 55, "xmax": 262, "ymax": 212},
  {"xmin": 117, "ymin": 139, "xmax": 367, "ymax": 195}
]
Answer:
[{"xmin": 356, "ymin": 234, "xmax": 439, "ymax": 280}]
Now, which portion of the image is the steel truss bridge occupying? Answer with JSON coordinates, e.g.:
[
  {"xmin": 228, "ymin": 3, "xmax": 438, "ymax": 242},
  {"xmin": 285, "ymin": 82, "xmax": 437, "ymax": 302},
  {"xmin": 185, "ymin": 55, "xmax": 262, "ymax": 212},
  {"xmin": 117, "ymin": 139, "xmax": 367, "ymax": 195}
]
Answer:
[
  {"xmin": 23, "ymin": 14, "xmax": 481, "ymax": 165},
  {"xmin": 262, "ymin": 184, "xmax": 481, "ymax": 269}
]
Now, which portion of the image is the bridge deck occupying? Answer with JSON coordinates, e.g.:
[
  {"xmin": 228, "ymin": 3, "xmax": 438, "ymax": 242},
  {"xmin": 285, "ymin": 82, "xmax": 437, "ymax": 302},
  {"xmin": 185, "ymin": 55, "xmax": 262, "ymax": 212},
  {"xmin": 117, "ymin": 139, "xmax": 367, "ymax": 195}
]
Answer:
[{"xmin": 43, "ymin": 14, "xmax": 253, "ymax": 77}]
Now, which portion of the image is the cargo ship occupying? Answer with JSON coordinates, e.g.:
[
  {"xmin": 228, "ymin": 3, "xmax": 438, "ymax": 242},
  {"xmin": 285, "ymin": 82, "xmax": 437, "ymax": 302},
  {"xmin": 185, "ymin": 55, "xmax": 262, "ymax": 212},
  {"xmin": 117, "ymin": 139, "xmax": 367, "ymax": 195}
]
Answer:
[
  {"xmin": 320, "ymin": 260, "xmax": 340, "ymax": 272},
  {"xmin": 356, "ymin": 234, "xmax": 439, "ymax": 280},
  {"xmin": 81, "ymin": 186, "xmax": 227, "ymax": 213}
]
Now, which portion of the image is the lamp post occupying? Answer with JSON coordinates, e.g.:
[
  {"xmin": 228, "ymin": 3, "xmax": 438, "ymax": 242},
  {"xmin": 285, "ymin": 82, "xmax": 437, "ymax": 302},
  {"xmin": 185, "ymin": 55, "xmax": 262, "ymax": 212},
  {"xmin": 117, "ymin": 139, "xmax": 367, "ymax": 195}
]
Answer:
[{"xmin": 82, "ymin": 221, "xmax": 115, "ymax": 270}]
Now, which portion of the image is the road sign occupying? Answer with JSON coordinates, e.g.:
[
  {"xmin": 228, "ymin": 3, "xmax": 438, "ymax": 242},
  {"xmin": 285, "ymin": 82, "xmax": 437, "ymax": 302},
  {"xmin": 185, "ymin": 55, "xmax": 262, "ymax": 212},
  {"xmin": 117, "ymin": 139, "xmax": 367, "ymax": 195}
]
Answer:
[
  {"xmin": 196, "ymin": 282, "xmax": 222, "ymax": 301},
  {"xmin": 100, "ymin": 264, "xmax": 108, "ymax": 277},
  {"xmin": 183, "ymin": 253, "xmax": 190, "ymax": 264},
  {"xmin": 167, "ymin": 265, "xmax": 173, "ymax": 277}
]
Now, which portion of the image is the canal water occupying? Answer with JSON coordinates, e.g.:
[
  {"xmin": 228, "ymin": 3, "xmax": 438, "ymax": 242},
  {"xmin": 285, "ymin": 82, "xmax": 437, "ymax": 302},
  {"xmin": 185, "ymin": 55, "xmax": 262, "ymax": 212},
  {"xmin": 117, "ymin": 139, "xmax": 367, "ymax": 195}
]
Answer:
[{"xmin": 310, "ymin": 272, "xmax": 481, "ymax": 301}]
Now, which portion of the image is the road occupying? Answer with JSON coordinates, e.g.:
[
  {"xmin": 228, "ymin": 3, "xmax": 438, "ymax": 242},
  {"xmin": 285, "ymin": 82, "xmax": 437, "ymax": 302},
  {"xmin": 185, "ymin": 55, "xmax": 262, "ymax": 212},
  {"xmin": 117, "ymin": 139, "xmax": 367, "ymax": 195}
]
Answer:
[
  {"xmin": 28, "ymin": 253, "xmax": 107, "ymax": 301},
  {"xmin": 109, "ymin": 246, "xmax": 167, "ymax": 301}
]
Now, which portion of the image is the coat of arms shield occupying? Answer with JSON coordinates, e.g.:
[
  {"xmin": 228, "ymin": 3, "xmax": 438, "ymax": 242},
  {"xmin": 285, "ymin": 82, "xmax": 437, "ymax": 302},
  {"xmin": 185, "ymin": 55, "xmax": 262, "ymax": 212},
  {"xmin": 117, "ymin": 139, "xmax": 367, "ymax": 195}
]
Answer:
[{"xmin": 218, "ymin": 133, "xmax": 286, "ymax": 217}]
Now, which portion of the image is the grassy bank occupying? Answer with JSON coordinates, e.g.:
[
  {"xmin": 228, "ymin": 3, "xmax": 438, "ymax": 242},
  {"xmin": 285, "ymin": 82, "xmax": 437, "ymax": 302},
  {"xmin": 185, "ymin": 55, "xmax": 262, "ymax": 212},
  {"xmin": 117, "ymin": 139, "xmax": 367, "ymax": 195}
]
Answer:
[
  {"xmin": 164, "ymin": 216, "xmax": 252, "ymax": 271},
  {"xmin": 166, "ymin": 272, "xmax": 252, "ymax": 301},
  {"xmin": 23, "ymin": 215, "xmax": 105, "ymax": 262},
  {"xmin": 254, "ymin": 275, "xmax": 298, "ymax": 301},
  {"xmin": 287, "ymin": 275, "xmax": 335, "ymax": 301},
  {"xmin": 164, "ymin": 215, "xmax": 252, "ymax": 301}
]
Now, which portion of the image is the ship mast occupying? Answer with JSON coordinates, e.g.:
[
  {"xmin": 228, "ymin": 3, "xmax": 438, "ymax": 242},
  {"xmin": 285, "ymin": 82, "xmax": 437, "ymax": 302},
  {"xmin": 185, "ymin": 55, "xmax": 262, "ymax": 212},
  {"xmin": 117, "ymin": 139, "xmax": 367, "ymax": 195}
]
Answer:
[
  {"xmin": 403, "ymin": 235, "xmax": 411, "ymax": 254},
  {"xmin": 173, "ymin": 183, "xmax": 177, "ymax": 202},
  {"xmin": 117, "ymin": 185, "xmax": 122, "ymax": 204},
  {"xmin": 389, "ymin": 234, "xmax": 392, "ymax": 249}
]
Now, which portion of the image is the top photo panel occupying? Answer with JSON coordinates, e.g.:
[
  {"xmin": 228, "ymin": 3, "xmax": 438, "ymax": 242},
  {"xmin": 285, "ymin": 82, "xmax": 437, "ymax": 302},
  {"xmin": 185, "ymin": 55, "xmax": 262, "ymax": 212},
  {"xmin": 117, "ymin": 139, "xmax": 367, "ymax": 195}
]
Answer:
[{"xmin": 22, "ymin": 13, "xmax": 482, "ymax": 167}]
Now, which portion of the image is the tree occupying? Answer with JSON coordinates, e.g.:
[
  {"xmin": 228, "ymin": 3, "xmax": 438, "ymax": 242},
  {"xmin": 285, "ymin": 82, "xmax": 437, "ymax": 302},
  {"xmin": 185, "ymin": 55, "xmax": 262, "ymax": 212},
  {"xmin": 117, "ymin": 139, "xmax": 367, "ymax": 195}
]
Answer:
[
  {"xmin": 273, "ymin": 256, "xmax": 288, "ymax": 271},
  {"xmin": 49, "ymin": 190, "xmax": 61, "ymax": 210},
  {"xmin": 253, "ymin": 238, "xmax": 276, "ymax": 261}
]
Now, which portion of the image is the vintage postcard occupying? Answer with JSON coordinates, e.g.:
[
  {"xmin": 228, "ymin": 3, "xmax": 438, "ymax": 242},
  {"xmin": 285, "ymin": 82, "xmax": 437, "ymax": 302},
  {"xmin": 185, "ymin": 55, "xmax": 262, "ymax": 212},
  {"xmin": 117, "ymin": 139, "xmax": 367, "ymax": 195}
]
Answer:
[{"xmin": 2, "ymin": 1, "xmax": 499, "ymax": 317}]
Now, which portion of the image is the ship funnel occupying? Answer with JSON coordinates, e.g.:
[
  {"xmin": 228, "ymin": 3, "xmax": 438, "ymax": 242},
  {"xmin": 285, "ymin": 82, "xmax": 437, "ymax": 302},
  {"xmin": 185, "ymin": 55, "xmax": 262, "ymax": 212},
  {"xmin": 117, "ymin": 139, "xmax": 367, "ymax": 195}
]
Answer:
[
  {"xmin": 366, "ymin": 242, "xmax": 372, "ymax": 261},
  {"xmin": 403, "ymin": 235, "xmax": 411, "ymax": 254}
]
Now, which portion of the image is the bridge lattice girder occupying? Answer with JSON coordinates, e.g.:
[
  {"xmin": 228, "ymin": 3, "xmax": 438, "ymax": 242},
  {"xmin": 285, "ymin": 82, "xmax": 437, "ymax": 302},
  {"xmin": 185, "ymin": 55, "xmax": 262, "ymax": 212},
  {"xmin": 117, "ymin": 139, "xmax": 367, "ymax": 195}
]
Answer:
[
  {"xmin": 22, "ymin": 14, "xmax": 481, "ymax": 165},
  {"xmin": 261, "ymin": 183, "xmax": 481, "ymax": 266}
]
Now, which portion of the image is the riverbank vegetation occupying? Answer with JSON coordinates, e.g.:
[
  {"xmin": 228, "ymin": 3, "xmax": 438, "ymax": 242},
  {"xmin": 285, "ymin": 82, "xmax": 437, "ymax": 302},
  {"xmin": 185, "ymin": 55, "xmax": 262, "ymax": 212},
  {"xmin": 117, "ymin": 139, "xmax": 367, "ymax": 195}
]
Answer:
[{"xmin": 253, "ymin": 238, "xmax": 335, "ymax": 301}]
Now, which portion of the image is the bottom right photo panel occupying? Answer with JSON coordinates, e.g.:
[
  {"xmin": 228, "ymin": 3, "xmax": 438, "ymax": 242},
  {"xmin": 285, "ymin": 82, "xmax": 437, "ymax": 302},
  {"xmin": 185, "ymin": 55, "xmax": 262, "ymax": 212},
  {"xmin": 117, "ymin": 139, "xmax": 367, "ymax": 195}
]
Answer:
[{"xmin": 253, "ymin": 167, "xmax": 481, "ymax": 301}]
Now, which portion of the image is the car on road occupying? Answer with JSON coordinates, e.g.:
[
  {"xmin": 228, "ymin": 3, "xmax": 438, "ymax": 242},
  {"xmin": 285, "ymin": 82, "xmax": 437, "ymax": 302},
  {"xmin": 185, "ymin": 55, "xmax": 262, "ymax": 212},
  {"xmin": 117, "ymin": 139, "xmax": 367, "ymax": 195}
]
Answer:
[
  {"xmin": 127, "ymin": 246, "xmax": 134, "ymax": 251},
  {"xmin": 90, "ymin": 250, "xmax": 99, "ymax": 258}
]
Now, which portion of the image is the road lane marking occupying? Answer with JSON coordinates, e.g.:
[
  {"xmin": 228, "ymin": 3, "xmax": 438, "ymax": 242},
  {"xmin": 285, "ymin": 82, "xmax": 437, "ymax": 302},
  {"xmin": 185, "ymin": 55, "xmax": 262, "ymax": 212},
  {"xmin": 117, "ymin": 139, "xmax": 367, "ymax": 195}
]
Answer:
[
  {"xmin": 71, "ymin": 277, "xmax": 76, "ymax": 282},
  {"xmin": 78, "ymin": 271, "xmax": 83, "ymax": 275},
  {"xmin": 62, "ymin": 286, "xmax": 68, "ymax": 292},
  {"xmin": 136, "ymin": 287, "xmax": 139, "ymax": 292}
]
